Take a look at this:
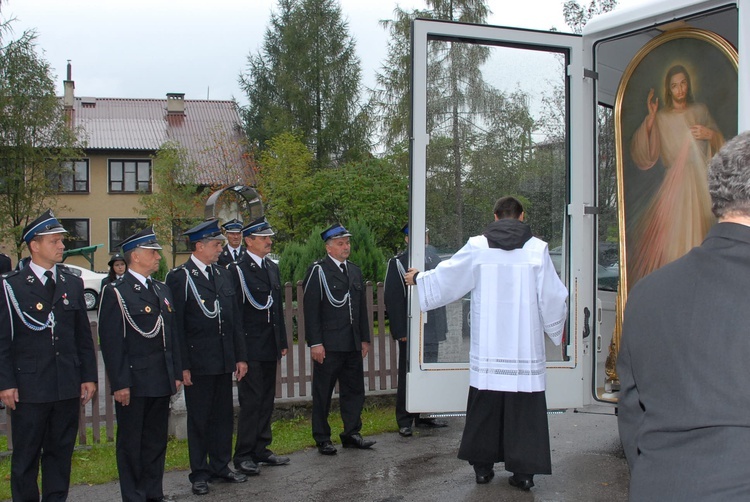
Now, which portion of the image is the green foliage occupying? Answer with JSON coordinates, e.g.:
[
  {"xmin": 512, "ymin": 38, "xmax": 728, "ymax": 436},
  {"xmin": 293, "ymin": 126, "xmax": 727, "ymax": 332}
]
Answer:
[
  {"xmin": 279, "ymin": 221, "xmax": 387, "ymax": 287},
  {"xmin": 240, "ymin": 0, "xmax": 371, "ymax": 168},
  {"xmin": 139, "ymin": 142, "xmax": 203, "ymax": 268},
  {"xmin": 152, "ymin": 250, "xmax": 170, "ymax": 282},
  {"xmin": 0, "ymin": 26, "xmax": 82, "ymax": 257},
  {"xmin": 280, "ymin": 225, "xmax": 326, "ymax": 286},
  {"xmin": 257, "ymin": 132, "xmax": 314, "ymax": 248},
  {"xmin": 306, "ymin": 158, "xmax": 408, "ymax": 253},
  {"xmin": 563, "ymin": 0, "xmax": 618, "ymax": 34},
  {"xmin": 346, "ymin": 220, "xmax": 386, "ymax": 284}
]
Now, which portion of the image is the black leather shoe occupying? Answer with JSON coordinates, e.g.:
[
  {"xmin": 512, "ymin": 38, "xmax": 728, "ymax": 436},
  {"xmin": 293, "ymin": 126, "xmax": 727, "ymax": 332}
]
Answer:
[
  {"xmin": 191, "ymin": 481, "xmax": 209, "ymax": 495},
  {"xmin": 235, "ymin": 460, "xmax": 261, "ymax": 475},
  {"xmin": 416, "ymin": 417, "xmax": 448, "ymax": 428},
  {"xmin": 210, "ymin": 471, "xmax": 248, "ymax": 483},
  {"xmin": 257, "ymin": 453, "xmax": 290, "ymax": 466},
  {"xmin": 340, "ymin": 433, "xmax": 376, "ymax": 449},
  {"xmin": 475, "ymin": 471, "xmax": 495, "ymax": 484},
  {"xmin": 508, "ymin": 474, "xmax": 534, "ymax": 491},
  {"xmin": 399, "ymin": 426, "xmax": 413, "ymax": 437},
  {"xmin": 317, "ymin": 440, "xmax": 337, "ymax": 455}
]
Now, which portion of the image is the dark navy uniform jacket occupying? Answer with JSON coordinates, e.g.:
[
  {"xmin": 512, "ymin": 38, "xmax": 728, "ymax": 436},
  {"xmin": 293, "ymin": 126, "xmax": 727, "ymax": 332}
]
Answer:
[
  {"xmin": 98, "ymin": 273, "xmax": 181, "ymax": 397},
  {"xmin": 384, "ymin": 245, "xmax": 448, "ymax": 343},
  {"xmin": 0, "ymin": 266, "xmax": 97, "ymax": 402},
  {"xmin": 303, "ymin": 256, "xmax": 370, "ymax": 352},
  {"xmin": 217, "ymin": 245, "xmax": 246, "ymax": 268},
  {"xmin": 229, "ymin": 253, "xmax": 287, "ymax": 362},
  {"xmin": 165, "ymin": 259, "xmax": 245, "ymax": 375}
]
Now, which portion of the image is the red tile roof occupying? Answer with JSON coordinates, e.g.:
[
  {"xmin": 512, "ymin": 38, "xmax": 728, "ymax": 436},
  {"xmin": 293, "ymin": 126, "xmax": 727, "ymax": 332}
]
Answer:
[{"xmin": 70, "ymin": 97, "xmax": 254, "ymax": 185}]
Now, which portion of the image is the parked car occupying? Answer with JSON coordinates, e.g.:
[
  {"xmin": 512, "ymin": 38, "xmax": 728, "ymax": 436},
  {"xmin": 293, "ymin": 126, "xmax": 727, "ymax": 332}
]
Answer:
[{"xmin": 62, "ymin": 264, "xmax": 107, "ymax": 310}]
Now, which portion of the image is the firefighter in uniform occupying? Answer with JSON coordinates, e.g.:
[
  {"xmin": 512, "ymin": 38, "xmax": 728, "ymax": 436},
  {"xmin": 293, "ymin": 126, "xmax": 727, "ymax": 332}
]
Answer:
[
  {"xmin": 230, "ymin": 216, "xmax": 289, "ymax": 473},
  {"xmin": 217, "ymin": 219, "xmax": 244, "ymax": 268},
  {"xmin": 98, "ymin": 226, "xmax": 182, "ymax": 502},
  {"xmin": 0, "ymin": 209, "xmax": 98, "ymax": 501},
  {"xmin": 303, "ymin": 223, "xmax": 375, "ymax": 455},
  {"xmin": 165, "ymin": 219, "xmax": 248, "ymax": 495}
]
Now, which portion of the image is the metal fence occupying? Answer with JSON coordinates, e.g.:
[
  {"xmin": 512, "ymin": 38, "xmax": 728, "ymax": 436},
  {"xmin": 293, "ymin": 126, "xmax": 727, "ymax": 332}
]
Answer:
[{"xmin": 1, "ymin": 281, "xmax": 398, "ymax": 451}]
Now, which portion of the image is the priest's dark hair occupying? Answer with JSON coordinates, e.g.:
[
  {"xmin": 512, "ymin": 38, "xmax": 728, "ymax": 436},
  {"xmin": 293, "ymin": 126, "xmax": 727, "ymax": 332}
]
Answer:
[{"xmin": 493, "ymin": 196, "xmax": 524, "ymax": 220}]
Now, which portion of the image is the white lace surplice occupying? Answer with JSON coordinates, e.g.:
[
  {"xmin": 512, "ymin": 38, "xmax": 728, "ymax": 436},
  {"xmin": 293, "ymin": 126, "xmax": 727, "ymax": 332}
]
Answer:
[{"xmin": 416, "ymin": 235, "xmax": 568, "ymax": 392}]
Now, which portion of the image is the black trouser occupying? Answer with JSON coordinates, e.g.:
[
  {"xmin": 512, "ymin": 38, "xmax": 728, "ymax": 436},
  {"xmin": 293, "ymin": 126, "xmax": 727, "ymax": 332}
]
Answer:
[
  {"xmin": 234, "ymin": 360, "xmax": 278, "ymax": 464},
  {"xmin": 115, "ymin": 395, "xmax": 170, "ymax": 502},
  {"xmin": 458, "ymin": 387, "xmax": 551, "ymax": 475},
  {"xmin": 396, "ymin": 340, "xmax": 417, "ymax": 428},
  {"xmin": 311, "ymin": 350, "xmax": 364, "ymax": 443},
  {"xmin": 11, "ymin": 398, "xmax": 79, "ymax": 502},
  {"xmin": 185, "ymin": 372, "xmax": 234, "ymax": 482}
]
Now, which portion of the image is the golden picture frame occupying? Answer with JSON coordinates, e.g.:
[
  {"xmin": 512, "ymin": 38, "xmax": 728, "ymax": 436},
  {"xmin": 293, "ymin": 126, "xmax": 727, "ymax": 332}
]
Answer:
[{"xmin": 607, "ymin": 28, "xmax": 738, "ymax": 382}]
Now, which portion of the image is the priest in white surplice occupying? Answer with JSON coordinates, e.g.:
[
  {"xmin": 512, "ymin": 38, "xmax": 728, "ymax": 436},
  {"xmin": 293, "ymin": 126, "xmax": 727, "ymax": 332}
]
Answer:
[{"xmin": 405, "ymin": 196, "xmax": 568, "ymax": 490}]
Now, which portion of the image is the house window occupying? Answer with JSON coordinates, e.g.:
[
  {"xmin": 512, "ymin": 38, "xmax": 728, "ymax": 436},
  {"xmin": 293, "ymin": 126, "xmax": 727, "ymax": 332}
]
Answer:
[
  {"xmin": 53, "ymin": 160, "xmax": 89, "ymax": 193},
  {"xmin": 109, "ymin": 160, "xmax": 152, "ymax": 193},
  {"xmin": 109, "ymin": 218, "xmax": 147, "ymax": 251},
  {"xmin": 60, "ymin": 219, "xmax": 90, "ymax": 250}
]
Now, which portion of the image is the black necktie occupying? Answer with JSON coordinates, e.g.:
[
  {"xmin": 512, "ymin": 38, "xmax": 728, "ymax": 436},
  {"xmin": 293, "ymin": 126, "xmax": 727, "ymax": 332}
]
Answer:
[
  {"xmin": 206, "ymin": 266, "xmax": 213, "ymax": 281},
  {"xmin": 340, "ymin": 263, "xmax": 347, "ymax": 276},
  {"xmin": 260, "ymin": 259, "xmax": 266, "ymax": 270},
  {"xmin": 233, "ymin": 250, "xmax": 238, "ymax": 260},
  {"xmin": 146, "ymin": 278, "xmax": 153, "ymax": 290},
  {"xmin": 44, "ymin": 270, "xmax": 56, "ymax": 299}
]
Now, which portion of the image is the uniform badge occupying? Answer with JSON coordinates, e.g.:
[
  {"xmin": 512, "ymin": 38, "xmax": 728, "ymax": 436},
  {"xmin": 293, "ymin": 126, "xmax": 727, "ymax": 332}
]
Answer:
[
  {"xmin": 164, "ymin": 298, "xmax": 172, "ymax": 312},
  {"xmin": 62, "ymin": 293, "xmax": 69, "ymax": 305},
  {"xmin": 60, "ymin": 274, "xmax": 66, "ymax": 283},
  {"xmin": 145, "ymin": 306, "xmax": 152, "ymax": 313},
  {"xmin": 134, "ymin": 283, "xmax": 142, "ymax": 291},
  {"xmin": 36, "ymin": 302, "xmax": 43, "ymax": 310},
  {"xmin": 26, "ymin": 275, "xmax": 34, "ymax": 284},
  {"xmin": 191, "ymin": 269, "xmax": 200, "ymax": 276}
]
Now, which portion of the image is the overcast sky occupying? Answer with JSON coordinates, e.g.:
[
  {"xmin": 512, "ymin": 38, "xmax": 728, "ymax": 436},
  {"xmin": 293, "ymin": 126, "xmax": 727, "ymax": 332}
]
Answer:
[{"xmin": 5, "ymin": 0, "xmax": 643, "ymax": 105}]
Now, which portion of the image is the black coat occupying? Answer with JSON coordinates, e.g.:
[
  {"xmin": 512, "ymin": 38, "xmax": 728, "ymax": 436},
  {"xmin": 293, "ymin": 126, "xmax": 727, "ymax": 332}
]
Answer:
[
  {"xmin": 165, "ymin": 259, "xmax": 245, "ymax": 375},
  {"xmin": 229, "ymin": 254, "xmax": 288, "ymax": 361},
  {"xmin": 384, "ymin": 245, "xmax": 448, "ymax": 342},
  {"xmin": 0, "ymin": 266, "xmax": 97, "ymax": 402},
  {"xmin": 618, "ymin": 222, "xmax": 750, "ymax": 500},
  {"xmin": 98, "ymin": 273, "xmax": 181, "ymax": 397},
  {"xmin": 303, "ymin": 256, "xmax": 370, "ymax": 351},
  {"xmin": 217, "ymin": 245, "xmax": 246, "ymax": 268},
  {"xmin": 0, "ymin": 253, "xmax": 11, "ymax": 274}
]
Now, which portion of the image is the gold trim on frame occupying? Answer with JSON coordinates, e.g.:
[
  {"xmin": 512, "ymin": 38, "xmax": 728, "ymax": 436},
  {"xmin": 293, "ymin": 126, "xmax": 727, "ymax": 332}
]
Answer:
[{"xmin": 607, "ymin": 28, "xmax": 738, "ymax": 383}]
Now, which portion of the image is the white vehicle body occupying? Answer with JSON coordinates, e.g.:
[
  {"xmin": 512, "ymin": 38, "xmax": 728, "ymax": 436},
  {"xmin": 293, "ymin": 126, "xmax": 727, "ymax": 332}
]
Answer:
[
  {"xmin": 407, "ymin": 0, "xmax": 748, "ymax": 412},
  {"xmin": 63, "ymin": 263, "xmax": 107, "ymax": 310}
]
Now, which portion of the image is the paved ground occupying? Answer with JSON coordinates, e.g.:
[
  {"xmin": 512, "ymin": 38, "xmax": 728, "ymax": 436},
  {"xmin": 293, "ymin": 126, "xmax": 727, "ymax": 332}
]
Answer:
[{"xmin": 66, "ymin": 404, "xmax": 629, "ymax": 502}]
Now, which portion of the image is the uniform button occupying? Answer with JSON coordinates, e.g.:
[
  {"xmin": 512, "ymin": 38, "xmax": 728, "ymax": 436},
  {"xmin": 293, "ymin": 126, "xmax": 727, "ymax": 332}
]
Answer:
[
  {"xmin": 56, "ymin": 352, "xmax": 60, "ymax": 356},
  {"xmin": 55, "ymin": 337, "xmax": 59, "ymax": 341}
]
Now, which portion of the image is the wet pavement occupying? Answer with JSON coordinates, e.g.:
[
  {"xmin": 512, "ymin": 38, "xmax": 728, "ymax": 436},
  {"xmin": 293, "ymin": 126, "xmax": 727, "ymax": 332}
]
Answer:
[{"xmin": 66, "ymin": 404, "xmax": 629, "ymax": 502}]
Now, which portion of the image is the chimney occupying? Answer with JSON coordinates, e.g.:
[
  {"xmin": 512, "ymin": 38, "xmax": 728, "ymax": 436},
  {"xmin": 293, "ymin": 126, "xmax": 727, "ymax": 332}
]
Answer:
[
  {"xmin": 63, "ymin": 60, "xmax": 75, "ymax": 109},
  {"xmin": 166, "ymin": 93, "xmax": 185, "ymax": 115}
]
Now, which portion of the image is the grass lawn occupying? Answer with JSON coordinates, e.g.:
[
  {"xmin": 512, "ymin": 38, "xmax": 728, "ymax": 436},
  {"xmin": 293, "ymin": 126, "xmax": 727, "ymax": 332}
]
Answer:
[{"xmin": 0, "ymin": 403, "xmax": 397, "ymax": 500}]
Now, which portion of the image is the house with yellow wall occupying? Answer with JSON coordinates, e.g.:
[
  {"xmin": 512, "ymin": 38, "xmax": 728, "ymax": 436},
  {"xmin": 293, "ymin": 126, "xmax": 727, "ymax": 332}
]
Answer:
[{"xmin": 55, "ymin": 70, "xmax": 253, "ymax": 272}]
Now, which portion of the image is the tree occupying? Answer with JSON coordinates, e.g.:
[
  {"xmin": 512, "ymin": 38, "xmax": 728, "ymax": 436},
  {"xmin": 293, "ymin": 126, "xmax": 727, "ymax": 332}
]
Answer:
[
  {"xmin": 139, "ymin": 142, "xmax": 203, "ymax": 268},
  {"xmin": 0, "ymin": 24, "xmax": 81, "ymax": 258},
  {"xmin": 257, "ymin": 132, "xmax": 315, "ymax": 246},
  {"xmin": 563, "ymin": 0, "xmax": 618, "ymax": 34},
  {"xmin": 257, "ymin": 132, "xmax": 408, "ymax": 254},
  {"xmin": 374, "ymin": 1, "xmax": 494, "ymax": 247},
  {"xmin": 240, "ymin": 0, "xmax": 371, "ymax": 169}
]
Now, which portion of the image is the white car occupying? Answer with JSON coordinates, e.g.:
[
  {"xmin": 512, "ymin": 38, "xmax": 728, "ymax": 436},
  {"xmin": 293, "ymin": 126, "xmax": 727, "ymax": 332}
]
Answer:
[{"xmin": 62, "ymin": 264, "xmax": 108, "ymax": 310}]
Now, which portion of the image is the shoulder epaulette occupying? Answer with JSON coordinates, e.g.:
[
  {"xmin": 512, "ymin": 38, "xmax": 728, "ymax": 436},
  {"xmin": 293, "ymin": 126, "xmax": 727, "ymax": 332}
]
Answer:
[{"xmin": 1, "ymin": 269, "xmax": 20, "ymax": 280}]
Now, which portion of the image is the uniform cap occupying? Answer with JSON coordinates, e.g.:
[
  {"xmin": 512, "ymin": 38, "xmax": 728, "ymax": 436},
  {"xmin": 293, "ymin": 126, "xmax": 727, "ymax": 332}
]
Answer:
[
  {"xmin": 321, "ymin": 223, "xmax": 351, "ymax": 242},
  {"xmin": 119, "ymin": 226, "xmax": 163, "ymax": 252},
  {"xmin": 221, "ymin": 218, "xmax": 244, "ymax": 233},
  {"xmin": 183, "ymin": 219, "xmax": 226, "ymax": 243},
  {"xmin": 22, "ymin": 209, "xmax": 68, "ymax": 245},
  {"xmin": 242, "ymin": 216, "xmax": 275, "ymax": 237}
]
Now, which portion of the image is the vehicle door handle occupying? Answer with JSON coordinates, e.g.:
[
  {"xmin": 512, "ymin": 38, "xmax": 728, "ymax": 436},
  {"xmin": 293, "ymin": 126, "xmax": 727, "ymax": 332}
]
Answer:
[{"xmin": 583, "ymin": 307, "xmax": 591, "ymax": 339}]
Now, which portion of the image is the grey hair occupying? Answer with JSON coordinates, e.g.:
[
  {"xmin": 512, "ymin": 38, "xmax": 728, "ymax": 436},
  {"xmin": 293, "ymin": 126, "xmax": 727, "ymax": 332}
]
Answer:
[{"xmin": 709, "ymin": 131, "xmax": 750, "ymax": 219}]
